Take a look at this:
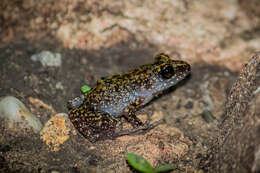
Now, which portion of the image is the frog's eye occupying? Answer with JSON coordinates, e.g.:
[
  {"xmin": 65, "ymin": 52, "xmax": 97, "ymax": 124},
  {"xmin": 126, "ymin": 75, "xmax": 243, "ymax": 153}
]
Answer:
[{"xmin": 160, "ymin": 65, "xmax": 175, "ymax": 79}]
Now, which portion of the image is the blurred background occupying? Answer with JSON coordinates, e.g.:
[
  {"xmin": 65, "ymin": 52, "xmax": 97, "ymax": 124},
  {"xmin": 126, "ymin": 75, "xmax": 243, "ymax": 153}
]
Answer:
[{"xmin": 1, "ymin": 0, "xmax": 260, "ymax": 70}]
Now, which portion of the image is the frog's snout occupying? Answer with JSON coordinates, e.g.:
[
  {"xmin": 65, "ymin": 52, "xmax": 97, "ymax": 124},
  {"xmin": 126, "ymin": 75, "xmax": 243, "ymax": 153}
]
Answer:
[
  {"xmin": 185, "ymin": 63, "xmax": 191, "ymax": 73},
  {"xmin": 176, "ymin": 61, "xmax": 191, "ymax": 75}
]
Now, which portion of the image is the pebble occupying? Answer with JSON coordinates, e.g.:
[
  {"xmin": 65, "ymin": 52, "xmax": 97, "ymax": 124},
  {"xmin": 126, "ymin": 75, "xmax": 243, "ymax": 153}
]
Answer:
[
  {"xmin": 31, "ymin": 50, "xmax": 62, "ymax": 67},
  {"xmin": 55, "ymin": 82, "xmax": 64, "ymax": 90},
  {"xmin": 200, "ymin": 109, "xmax": 216, "ymax": 123},
  {"xmin": 0, "ymin": 96, "xmax": 43, "ymax": 133},
  {"xmin": 40, "ymin": 113, "xmax": 72, "ymax": 152}
]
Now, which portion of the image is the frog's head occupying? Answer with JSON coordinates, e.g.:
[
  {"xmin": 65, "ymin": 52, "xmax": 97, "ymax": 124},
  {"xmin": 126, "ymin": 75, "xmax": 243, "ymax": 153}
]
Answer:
[{"xmin": 151, "ymin": 53, "xmax": 191, "ymax": 93}]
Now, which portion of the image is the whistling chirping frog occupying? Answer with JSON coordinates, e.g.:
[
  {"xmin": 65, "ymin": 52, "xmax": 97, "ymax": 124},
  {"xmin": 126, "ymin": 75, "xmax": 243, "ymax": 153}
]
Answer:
[{"xmin": 67, "ymin": 53, "xmax": 191, "ymax": 142}]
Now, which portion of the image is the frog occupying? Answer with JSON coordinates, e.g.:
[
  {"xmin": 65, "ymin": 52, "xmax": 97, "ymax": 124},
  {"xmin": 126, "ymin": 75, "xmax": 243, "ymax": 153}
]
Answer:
[{"xmin": 67, "ymin": 53, "xmax": 191, "ymax": 142}]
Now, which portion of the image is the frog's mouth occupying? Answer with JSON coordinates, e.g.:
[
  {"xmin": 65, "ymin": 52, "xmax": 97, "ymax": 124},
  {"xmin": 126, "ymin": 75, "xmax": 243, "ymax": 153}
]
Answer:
[{"xmin": 175, "ymin": 65, "xmax": 191, "ymax": 81}]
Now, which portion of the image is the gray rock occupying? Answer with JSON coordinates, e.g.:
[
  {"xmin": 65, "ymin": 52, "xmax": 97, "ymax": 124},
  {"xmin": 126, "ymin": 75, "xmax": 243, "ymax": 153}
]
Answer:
[
  {"xmin": 0, "ymin": 96, "xmax": 43, "ymax": 133},
  {"xmin": 31, "ymin": 50, "xmax": 62, "ymax": 67},
  {"xmin": 200, "ymin": 52, "xmax": 260, "ymax": 172}
]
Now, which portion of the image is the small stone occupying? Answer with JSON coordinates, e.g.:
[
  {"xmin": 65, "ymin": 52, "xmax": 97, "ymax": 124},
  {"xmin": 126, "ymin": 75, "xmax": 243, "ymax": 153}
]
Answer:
[
  {"xmin": 0, "ymin": 96, "xmax": 43, "ymax": 133},
  {"xmin": 40, "ymin": 113, "xmax": 72, "ymax": 152},
  {"xmin": 50, "ymin": 22, "xmax": 58, "ymax": 29},
  {"xmin": 51, "ymin": 171, "xmax": 60, "ymax": 173},
  {"xmin": 55, "ymin": 82, "xmax": 64, "ymax": 90},
  {"xmin": 184, "ymin": 101, "xmax": 193, "ymax": 109},
  {"xmin": 35, "ymin": 16, "xmax": 44, "ymax": 24},
  {"xmin": 31, "ymin": 50, "xmax": 62, "ymax": 67},
  {"xmin": 200, "ymin": 109, "xmax": 216, "ymax": 123}
]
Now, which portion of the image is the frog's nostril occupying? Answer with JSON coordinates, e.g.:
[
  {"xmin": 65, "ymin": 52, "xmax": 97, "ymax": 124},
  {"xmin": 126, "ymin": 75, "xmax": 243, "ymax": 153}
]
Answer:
[
  {"xmin": 186, "ymin": 64, "xmax": 191, "ymax": 72},
  {"xmin": 178, "ymin": 63, "xmax": 191, "ymax": 74}
]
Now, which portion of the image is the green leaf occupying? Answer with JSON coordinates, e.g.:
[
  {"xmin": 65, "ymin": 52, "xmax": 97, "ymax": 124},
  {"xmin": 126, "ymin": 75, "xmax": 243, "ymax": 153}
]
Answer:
[
  {"xmin": 81, "ymin": 85, "xmax": 91, "ymax": 94},
  {"xmin": 126, "ymin": 153, "xmax": 153, "ymax": 173},
  {"xmin": 153, "ymin": 163, "xmax": 176, "ymax": 173}
]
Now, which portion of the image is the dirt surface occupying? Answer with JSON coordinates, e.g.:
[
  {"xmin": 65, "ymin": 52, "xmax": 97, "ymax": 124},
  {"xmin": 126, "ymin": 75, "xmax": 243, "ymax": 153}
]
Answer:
[{"xmin": 0, "ymin": 0, "xmax": 259, "ymax": 173}]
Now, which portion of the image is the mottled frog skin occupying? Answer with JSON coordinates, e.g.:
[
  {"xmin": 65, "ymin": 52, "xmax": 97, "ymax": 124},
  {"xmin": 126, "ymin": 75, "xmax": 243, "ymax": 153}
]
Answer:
[{"xmin": 68, "ymin": 53, "xmax": 191, "ymax": 142}]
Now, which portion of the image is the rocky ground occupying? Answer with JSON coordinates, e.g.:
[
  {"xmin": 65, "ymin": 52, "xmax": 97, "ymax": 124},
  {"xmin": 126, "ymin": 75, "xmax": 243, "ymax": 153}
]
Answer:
[{"xmin": 0, "ymin": 0, "xmax": 259, "ymax": 172}]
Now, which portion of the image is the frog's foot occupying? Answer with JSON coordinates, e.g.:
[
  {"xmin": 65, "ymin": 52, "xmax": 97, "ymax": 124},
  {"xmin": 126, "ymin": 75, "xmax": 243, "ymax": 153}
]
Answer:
[
  {"xmin": 131, "ymin": 110, "xmax": 163, "ymax": 130},
  {"xmin": 121, "ymin": 106, "xmax": 165, "ymax": 137},
  {"xmin": 143, "ymin": 110, "xmax": 152, "ymax": 127},
  {"xmin": 135, "ymin": 118, "xmax": 165, "ymax": 135},
  {"xmin": 134, "ymin": 110, "xmax": 165, "ymax": 134},
  {"xmin": 114, "ymin": 118, "xmax": 165, "ymax": 137}
]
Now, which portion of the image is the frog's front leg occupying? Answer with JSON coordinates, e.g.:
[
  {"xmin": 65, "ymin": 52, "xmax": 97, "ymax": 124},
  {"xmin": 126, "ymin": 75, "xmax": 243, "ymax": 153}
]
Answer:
[
  {"xmin": 122, "ymin": 97, "xmax": 150, "ymax": 128},
  {"xmin": 69, "ymin": 106, "xmax": 119, "ymax": 142},
  {"xmin": 115, "ymin": 103, "xmax": 164, "ymax": 136},
  {"xmin": 123, "ymin": 105, "xmax": 145, "ymax": 128}
]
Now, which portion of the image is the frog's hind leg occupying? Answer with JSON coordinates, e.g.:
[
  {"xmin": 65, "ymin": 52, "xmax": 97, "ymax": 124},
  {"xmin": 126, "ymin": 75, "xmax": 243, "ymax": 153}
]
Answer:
[{"xmin": 69, "ymin": 107, "xmax": 118, "ymax": 142}]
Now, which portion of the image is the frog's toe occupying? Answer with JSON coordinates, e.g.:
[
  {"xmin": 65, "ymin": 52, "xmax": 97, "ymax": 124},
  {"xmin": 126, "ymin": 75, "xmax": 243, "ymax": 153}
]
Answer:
[
  {"xmin": 114, "ymin": 118, "xmax": 164, "ymax": 136},
  {"xmin": 144, "ymin": 113, "xmax": 152, "ymax": 126},
  {"xmin": 145, "ymin": 119, "xmax": 165, "ymax": 130},
  {"xmin": 136, "ymin": 118, "xmax": 165, "ymax": 135}
]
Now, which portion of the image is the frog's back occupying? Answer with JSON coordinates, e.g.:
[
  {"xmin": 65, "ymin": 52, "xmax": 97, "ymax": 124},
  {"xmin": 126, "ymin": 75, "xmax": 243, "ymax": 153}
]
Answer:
[{"xmin": 85, "ymin": 64, "xmax": 157, "ymax": 116}]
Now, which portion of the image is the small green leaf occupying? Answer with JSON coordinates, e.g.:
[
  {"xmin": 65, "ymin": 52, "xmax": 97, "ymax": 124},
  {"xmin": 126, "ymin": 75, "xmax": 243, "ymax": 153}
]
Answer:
[
  {"xmin": 81, "ymin": 85, "xmax": 91, "ymax": 94},
  {"xmin": 126, "ymin": 153, "xmax": 153, "ymax": 173},
  {"xmin": 153, "ymin": 163, "xmax": 176, "ymax": 173}
]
